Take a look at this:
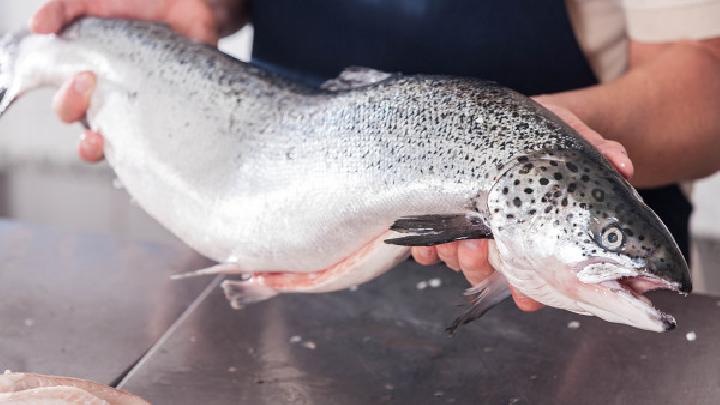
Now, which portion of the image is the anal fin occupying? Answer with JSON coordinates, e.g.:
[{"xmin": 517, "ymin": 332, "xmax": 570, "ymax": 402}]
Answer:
[
  {"xmin": 446, "ymin": 271, "xmax": 511, "ymax": 335},
  {"xmin": 222, "ymin": 278, "xmax": 278, "ymax": 310},
  {"xmin": 170, "ymin": 262, "xmax": 249, "ymax": 280},
  {"xmin": 384, "ymin": 214, "xmax": 493, "ymax": 246}
]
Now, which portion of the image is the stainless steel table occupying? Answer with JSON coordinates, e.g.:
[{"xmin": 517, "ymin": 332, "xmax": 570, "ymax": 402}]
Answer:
[
  {"xmin": 1, "ymin": 219, "xmax": 719, "ymax": 404},
  {"xmin": 0, "ymin": 220, "xmax": 212, "ymax": 385},
  {"xmin": 120, "ymin": 261, "xmax": 720, "ymax": 405}
]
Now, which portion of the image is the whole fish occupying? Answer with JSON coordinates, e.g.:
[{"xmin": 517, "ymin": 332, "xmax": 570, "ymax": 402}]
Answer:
[{"xmin": 0, "ymin": 18, "xmax": 690, "ymax": 332}]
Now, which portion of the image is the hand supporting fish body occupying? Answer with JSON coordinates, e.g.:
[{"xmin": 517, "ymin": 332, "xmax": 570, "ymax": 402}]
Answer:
[{"xmin": 0, "ymin": 19, "xmax": 691, "ymax": 332}]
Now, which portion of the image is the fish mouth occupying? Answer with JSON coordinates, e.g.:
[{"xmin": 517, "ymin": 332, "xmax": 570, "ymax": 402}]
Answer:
[
  {"xmin": 598, "ymin": 273, "xmax": 681, "ymax": 331},
  {"xmin": 573, "ymin": 259, "xmax": 687, "ymax": 332}
]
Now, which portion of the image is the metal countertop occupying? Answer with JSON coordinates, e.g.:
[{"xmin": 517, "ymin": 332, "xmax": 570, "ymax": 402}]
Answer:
[
  {"xmin": 0, "ymin": 220, "xmax": 212, "ymax": 385},
  {"xmin": 1, "ymin": 219, "xmax": 719, "ymax": 404},
  {"xmin": 121, "ymin": 261, "xmax": 720, "ymax": 405}
]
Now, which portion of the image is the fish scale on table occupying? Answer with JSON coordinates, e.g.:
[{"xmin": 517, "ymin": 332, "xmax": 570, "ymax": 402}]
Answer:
[{"xmin": 0, "ymin": 18, "xmax": 690, "ymax": 333}]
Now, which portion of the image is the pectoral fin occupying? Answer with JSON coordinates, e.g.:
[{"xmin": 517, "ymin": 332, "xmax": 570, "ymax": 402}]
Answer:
[
  {"xmin": 447, "ymin": 271, "xmax": 511, "ymax": 335},
  {"xmin": 384, "ymin": 214, "xmax": 493, "ymax": 246}
]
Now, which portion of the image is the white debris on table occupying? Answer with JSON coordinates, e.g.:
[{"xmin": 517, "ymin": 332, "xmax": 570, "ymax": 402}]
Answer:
[
  {"xmin": 686, "ymin": 331, "xmax": 697, "ymax": 342},
  {"xmin": 289, "ymin": 335, "xmax": 302, "ymax": 343},
  {"xmin": 567, "ymin": 321, "xmax": 581, "ymax": 329},
  {"xmin": 301, "ymin": 341, "xmax": 317, "ymax": 350},
  {"xmin": 416, "ymin": 278, "xmax": 442, "ymax": 290}
]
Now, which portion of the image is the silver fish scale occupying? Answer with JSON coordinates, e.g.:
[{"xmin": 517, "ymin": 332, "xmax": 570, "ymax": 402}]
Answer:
[{"xmin": 54, "ymin": 18, "xmax": 608, "ymax": 270}]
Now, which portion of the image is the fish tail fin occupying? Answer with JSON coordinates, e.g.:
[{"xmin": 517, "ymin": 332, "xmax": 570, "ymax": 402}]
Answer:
[
  {"xmin": 446, "ymin": 271, "xmax": 511, "ymax": 335},
  {"xmin": 0, "ymin": 29, "xmax": 31, "ymax": 118},
  {"xmin": 222, "ymin": 278, "xmax": 278, "ymax": 310}
]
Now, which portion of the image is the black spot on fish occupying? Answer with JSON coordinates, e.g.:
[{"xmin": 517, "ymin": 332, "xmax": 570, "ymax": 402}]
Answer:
[
  {"xmin": 519, "ymin": 163, "xmax": 533, "ymax": 174},
  {"xmin": 544, "ymin": 206, "xmax": 553, "ymax": 214},
  {"xmin": 553, "ymin": 191, "xmax": 562, "ymax": 198},
  {"xmin": 549, "ymin": 161, "xmax": 558, "ymax": 166},
  {"xmin": 517, "ymin": 156, "xmax": 530, "ymax": 163},
  {"xmin": 582, "ymin": 175, "xmax": 590, "ymax": 182},
  {"xmin": 553, "ymin": 172, "xmax": 563, "ymax": 180},
  {"xmin": 502, "ymin": 187, "xmax": 508, "ymax": 195},
  {"xmin": 513, "ymin": 197, "xmax": 522, "ymax": 208},
  {"xmin": 566, "ymin": 162, "xmax": 579, "ymax": 172},
  {"xmin": 539, "ymin": 178, "xmax": 549, "ymax": 185},
  {"xmin": 567, "ymin": 183, "xmax": 577, "ymax": 192},
  {"xmin": 528, "ymin": 209, "xmax": 537, "ymax": 215},
  {"xmin": 494, "ymin": 208, "xmax": 500, "ymax": 213},
  {"xmin": 561, "ymin": 198, "xmax": 568, "ymax": 207},
  {"xmin": 507, "ymin": 214, "xmax": 515, "ymax": 219},
  {"xmin": 524, "ymin": 188, "xmax": 533, "ymax": 194},
  {"xmin": 579, "ymin": 203, "xmax": 587, "ymax": 208},
  {"xmin": 554, "ymin": 220, "xmax": 560, "ymax": 226},
  {"xmin": 514, "ymin": 179, "xmax": 521, "ymax": 185},
  {"xmin": 591, "ymin": 189, "xmax": 605, "ymax": 202}
]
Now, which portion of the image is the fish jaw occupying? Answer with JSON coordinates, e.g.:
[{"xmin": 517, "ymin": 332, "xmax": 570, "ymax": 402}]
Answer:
[{"xmin": 488, "ymin": 239, "xmax": 680, "ymax": 332}]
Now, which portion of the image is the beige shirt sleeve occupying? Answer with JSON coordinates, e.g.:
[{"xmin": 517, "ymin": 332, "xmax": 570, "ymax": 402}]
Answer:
[{"xmin": 622, "ymin": 0, "xmax": 720, "ymax": 41}]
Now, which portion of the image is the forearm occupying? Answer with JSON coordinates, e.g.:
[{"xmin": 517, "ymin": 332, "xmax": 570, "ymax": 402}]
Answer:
[
  {"xmin": 205, "ymin": 0, "xmax": 250, "ymax": 37},
  {"xmin": 543, "ymin": 41, "xmax": 720, "ymax": 188}
]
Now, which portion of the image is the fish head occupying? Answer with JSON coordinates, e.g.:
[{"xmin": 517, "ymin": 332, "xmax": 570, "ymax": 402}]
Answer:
[
  {"xmin": 0, "ymin": 29, "xmax": 29, "ymax": 117},
  {"xmin": 487, "ymin": 149, "xmax": 690, "ymax": 331}
]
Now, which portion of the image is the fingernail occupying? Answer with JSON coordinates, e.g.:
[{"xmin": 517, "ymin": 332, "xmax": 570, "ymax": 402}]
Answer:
[
  {"xmin": 74, "ymin": 74, "xmax": 95, "ymax": 95},
  {"xmin": 462, "ymin": 240, "xmax": 483, "ymax": 251}
]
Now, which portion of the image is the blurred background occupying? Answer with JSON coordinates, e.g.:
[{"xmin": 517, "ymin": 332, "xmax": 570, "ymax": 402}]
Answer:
[{"xmin": 1, "ymin": 1, "xmax": 719, "ymax": 293}]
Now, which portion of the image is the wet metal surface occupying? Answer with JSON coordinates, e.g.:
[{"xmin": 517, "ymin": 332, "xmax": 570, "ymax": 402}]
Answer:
[
  {"xmin": 121, "ymin": 261, "xmax": 720, "ymax": 405},
  {"xmin": 0, "ymin": 220, "xmax": 212, "ymax": 384}
]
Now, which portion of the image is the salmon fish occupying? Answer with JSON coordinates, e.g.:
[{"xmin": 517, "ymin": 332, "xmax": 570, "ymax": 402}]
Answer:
[{"xmin": 0, "ymin": 18, "xmax": 691, "ymax": 332}]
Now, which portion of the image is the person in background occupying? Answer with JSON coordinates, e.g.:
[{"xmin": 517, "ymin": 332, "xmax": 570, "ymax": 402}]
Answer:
[{"xmin": 30, "ymin": 0, "xmax": 720, "ymax": 311}]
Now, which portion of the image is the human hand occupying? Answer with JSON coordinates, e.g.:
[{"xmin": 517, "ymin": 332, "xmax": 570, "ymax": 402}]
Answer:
[
  {"xmin": 30, "ymin": 0, "xmax": 219, "ymax": 162},
  {"xmin": 411, "ymin": 96, "xmax": 635, "ymax": 312}
]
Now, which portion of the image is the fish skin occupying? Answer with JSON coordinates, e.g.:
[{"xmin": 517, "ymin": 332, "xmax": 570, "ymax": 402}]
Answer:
[
  {"xmin": 0, "ymin": 371, "xmax": 149, "ymax": 405},
  {"xmin": 0, "ymin": 18, "xmax": 690, "ymax": 331}
]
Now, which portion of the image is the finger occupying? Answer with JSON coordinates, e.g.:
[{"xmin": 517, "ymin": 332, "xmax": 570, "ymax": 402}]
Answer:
[
  {"xmin": 533, "ymin": 97, "xmax": 634, "ymax": 180},
  {"xmin": 31, "ymin": 0, "xmax": 161, "ymax": 33},
  {"xmin": 165, "ymin": 0, "xmax": 219, "ymax": 44},
  {"xmin": 411, "ymin": 246, "xmax": 440, "ymax": 265},
  {"xmin": 78, "ymin": 130, "xmax": 105, "ymax": 162},
  {"xmin": 456, "ymin": 239, "xmax": 495, "ymax": 285},
  {"xmin": 509, "ymin": 286, "xmax": 543, "ymax": 312},
  {"xmin": 30, "ymin": 0, "xmax": 218, "ymax": 44},
  {"xmin": 436, "ymin": 242, "xmax": 461, "ymax": 271},
  {"xmin": 53, "ymin": 72, "xmax": 96, "ymax": 123},
  {"xmin": 598, "ymin": 141, "xmax": 634, "ymax": 179}
]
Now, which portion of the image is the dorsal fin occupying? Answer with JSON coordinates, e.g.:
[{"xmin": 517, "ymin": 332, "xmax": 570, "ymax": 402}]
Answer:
[{"xmin": 320, "ymin": 66, "xmax": 393, "ymax": 91}]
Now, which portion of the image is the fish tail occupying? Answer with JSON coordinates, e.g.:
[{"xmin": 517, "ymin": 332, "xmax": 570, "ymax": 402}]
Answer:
[{"xmin": 0, "ymin": 29, "xmax": 30, "ymax": 118}]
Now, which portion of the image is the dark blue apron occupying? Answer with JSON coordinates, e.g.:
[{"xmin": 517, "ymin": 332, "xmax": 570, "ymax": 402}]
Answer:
[{"xmin": 249, "ymin": 0, "xmax": 692, "ymax": 260}]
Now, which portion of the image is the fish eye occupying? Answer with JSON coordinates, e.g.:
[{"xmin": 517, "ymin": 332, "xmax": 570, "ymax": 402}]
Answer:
[{"xmin": 599, "ymin": 224, "xmax": 625, "ymax": 251}]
